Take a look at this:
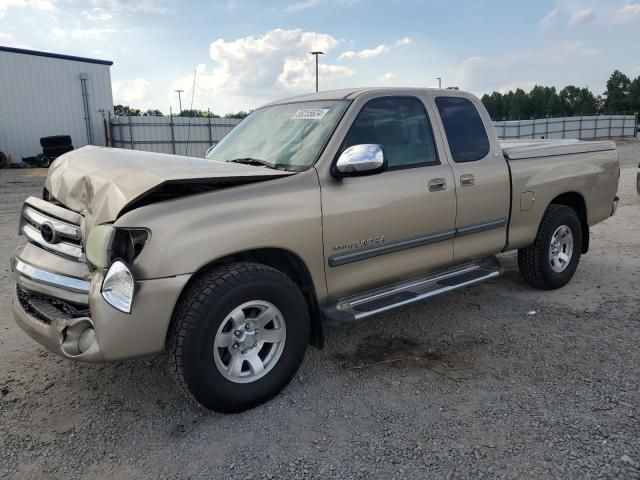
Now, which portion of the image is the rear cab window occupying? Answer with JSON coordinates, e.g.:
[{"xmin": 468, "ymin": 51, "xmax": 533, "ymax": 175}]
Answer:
[{"xmin": 435, "ymin": 97, "xmax": 490, "ymax": 163}]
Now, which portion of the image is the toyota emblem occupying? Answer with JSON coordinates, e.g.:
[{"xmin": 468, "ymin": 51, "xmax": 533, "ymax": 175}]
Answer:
[{"xmin": 40, "ymin": 222, "xmax": 58, "ymax": 244}]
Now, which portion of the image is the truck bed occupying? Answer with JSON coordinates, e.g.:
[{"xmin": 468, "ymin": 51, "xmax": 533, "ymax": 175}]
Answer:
[{"xmin": 501, "ymin": 138, "xmax": 616, "ymax": 160}]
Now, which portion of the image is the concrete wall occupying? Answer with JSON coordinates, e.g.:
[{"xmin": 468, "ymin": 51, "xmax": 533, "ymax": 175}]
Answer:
[{"xmin": 0, "ymin": 47, "xmax": 113, "ymax": 162}]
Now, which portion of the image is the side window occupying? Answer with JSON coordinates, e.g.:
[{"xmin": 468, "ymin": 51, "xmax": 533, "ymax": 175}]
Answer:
[
  {"xmin": 341, "ymin": 97, "xmax": 439, "ymax": 169},
  {"xmin": 435, "ymin": 96, "xmax": 490, "ymax": 163}
]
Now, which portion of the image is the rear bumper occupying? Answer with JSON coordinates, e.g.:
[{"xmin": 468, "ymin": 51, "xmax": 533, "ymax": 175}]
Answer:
[{"xmin": 11, "ymin": 246, "xmax": 191, "ymax": 362}]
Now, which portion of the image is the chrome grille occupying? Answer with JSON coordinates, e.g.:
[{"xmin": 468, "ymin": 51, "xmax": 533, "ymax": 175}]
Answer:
[{"xmin": 20, "ymin": 197, "xmax": 84, "ymax": 261}]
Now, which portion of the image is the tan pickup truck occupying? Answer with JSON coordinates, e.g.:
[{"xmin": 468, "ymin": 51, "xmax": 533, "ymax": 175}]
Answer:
[{"xmin": 11, "ymin": 88, "xmax": 620, "ymax": 412}]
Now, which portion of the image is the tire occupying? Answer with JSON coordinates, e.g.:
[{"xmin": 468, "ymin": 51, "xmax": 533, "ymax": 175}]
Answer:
[
  {"xmin": 0, "ymin": 151, "xmax": 6, "ymax": 169},
  {"xmin": 518, "ymin": 204, "xmax": 583, "ymax": 290},
  {"xmin": 166, "ymin": 262, "xmax": 310, "ymax": 412},
  {"xmin": 35, "ymin": 153, "xmax": 50, "ymax": 168},
  {"xmin": 40, "ymin": 135, "xmax": 72, "ymax": 148}
]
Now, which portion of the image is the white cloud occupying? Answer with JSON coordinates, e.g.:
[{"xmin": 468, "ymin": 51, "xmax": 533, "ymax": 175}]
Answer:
[
  {"xmin": 170, "ymin": 28, "xmax": 351, "ymax": 110},
  {"xmin": 89, "ymin": 0, "xmax": 167, "ymax": 14},
  {"xmin": 82, "ymin": 8, "xmax": 113, "ymax": 21},
  {"xmin": 612, "ymin": 3, "xmax": 640, "ymax": 22},
  {"xmin": 568, "ymin": 8, "xmax": 595, "ymax": 26},
  {"xmin": 0, "ymin": 31, "xmax": 30, "ymax": 48},
  {"xmin": 395, "ymin": 37, "xmax": 412, "ymax": 46},
  {"xmin": 455, "ymin": 42, "xmax": 600, "ymax": 95},
  {"xmin": 283, "ymin": 0, "xmax": 321, "ymax": 13},
  {"xmin": 113, "ymin": 78, "xmax": 151, "ymax": 104},
  {"xmin": 338, "ymin": 37, "xmax": 411, "ymax": 61},
  {"xmin": 539, "ymin": 8, "xmax": 560, "ymax": 29},
  {"xmin": 0, "ymin": 0, "xmax": 55, "ymax": 17},
  {"xmin": 278, "ymin": 59, "xmax": 353, "ymax": 88},
  {"xmin": 378, "ymin": 72, "xmax": 395, "ymax": 81},
  {"xmin": 339, "ymin": 43, "xmax": 389, "ymax": 60},
  {"xmin": 50, "ymin": 27, "xmax": 120, "ymax": 43}
]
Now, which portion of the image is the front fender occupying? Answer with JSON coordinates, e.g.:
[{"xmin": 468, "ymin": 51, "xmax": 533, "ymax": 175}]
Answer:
[{"xmin": 114, "ymin": 169, "xmax": 328, "ymax": 303}]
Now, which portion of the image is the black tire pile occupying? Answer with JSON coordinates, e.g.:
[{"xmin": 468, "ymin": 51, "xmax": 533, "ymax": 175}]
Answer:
[{"xmin": 37, "ymin": 135, "xmax": 74, "ymax": 167}]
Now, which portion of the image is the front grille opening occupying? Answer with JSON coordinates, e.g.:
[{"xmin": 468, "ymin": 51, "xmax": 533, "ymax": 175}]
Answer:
[{"xmin": 17, "ymin": 286, "xmax": 90, "ymax": 325}]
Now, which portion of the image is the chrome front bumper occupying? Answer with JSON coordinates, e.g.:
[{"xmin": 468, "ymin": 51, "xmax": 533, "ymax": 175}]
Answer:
[{"xmin": 12, "ymin": 245, "xmax": 191, "ymax": 362}]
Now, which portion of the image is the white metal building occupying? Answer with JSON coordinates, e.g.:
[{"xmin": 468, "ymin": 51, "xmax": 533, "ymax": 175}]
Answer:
[{"xmin": 0, "ymin": 46, "xmax": 114, "ymax": 163}]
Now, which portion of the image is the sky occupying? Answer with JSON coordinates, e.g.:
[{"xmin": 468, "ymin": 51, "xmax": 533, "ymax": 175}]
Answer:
[{"xmin": 0, "ymin": 0, "xmax": 638, "ymax": 115}]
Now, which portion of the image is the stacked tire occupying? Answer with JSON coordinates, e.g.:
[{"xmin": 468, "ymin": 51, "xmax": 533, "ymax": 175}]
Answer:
[{"xmin": 39, "ymin": 135, "xmax": 74, "ymax": 167}]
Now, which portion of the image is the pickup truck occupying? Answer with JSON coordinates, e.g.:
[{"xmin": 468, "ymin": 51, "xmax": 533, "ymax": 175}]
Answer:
[{"xmin": 11, "ymin": 88, "xmax": 620, "ymax": 412}]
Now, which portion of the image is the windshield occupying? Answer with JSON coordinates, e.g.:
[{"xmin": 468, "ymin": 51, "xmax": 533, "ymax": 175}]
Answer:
[{"xmin": 206, "ymin": 100, "xmax": 349, "ymax": 171}]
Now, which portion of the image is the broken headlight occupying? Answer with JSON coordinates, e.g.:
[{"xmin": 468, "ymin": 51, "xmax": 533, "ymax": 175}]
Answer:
[{"xmin": 86, "ymin": 226, "xmax": 149, "ymax": 268}]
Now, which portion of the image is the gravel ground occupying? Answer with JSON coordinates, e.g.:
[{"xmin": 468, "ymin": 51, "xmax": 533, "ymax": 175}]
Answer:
[{"xmin": 1, "ymin": 140, "xmax": 639, "ymax": 479}]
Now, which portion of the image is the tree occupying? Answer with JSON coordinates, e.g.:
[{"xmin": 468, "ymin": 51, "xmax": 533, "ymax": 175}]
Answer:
[
  {"xmin": 481, "ymin": 92, "xmax": 507, "ymax": 120},
  {"xmin": 143, "ymin": 109, "xmax": 163, "ymax": 116},
  {"xmin": 507, "ymin": 89, "xmax": 530, "ymax": 120},
  {"xmin": 559, "ymin": 86, "xmax": 581, "ymax": 116},
  {"xmin": 179, "ymin": 109, "xmax": 220, "ymax": 117},
  {"xmin": 114, "ymin": 105, "xmax": 141, "ymax": 116},
  {"xmin": 224, "ymin": 110, "xmax": 252, "ymax": 119},
  {"xmin": 604, "ymin": 70, "xmax": 631, "ymax": 113},
  {"xmin": 628, "ymin": 76, "xmax": 640, "ymax": 114}
]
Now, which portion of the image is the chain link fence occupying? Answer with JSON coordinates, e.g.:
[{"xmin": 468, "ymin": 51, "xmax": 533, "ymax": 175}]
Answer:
[
  {"xmin": 109, "ymin": 115, "xmax": 242, "ymax": 158},
  {"xmin": 108, "ymin": 113, "xmax": 638, "ymax": 159}
]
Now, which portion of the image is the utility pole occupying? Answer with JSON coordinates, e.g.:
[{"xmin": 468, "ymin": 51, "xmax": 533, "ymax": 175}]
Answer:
[
  {"xmin": 175, "ymin": 89, "xmax": 184, "ymax": 114},
  {"xmin": 436, "ymin": 77, "xmax": 442, "ymax": 89},
  {"xmin": 310, "ymin": 51, "xmax": 324, "ymax": 92}
]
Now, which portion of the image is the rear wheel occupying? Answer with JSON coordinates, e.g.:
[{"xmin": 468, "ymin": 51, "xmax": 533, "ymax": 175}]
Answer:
[
  {"xmin": 167, "ymin": 262, "xmax": 310, "ymax": 412},
  {"xmin": 518, "ymin": 205, "xmax": 582, "ymax": 290}
]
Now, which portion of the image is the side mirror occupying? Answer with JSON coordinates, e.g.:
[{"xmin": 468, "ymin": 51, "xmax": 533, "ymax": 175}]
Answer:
[{"xmin": 334, "ymin": 144, "xmax": 385, "ymax": 176}]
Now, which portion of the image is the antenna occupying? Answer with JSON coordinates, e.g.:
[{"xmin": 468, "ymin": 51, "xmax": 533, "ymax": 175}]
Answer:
[{"xmin": 185, "ymin": 69, "xmax": 197, "ymax": 156}]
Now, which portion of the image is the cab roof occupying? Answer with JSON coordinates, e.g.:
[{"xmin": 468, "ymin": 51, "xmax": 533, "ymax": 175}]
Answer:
[{"xmin": 262, "ymin": 87, "xmax": 461, "ymax": 107}]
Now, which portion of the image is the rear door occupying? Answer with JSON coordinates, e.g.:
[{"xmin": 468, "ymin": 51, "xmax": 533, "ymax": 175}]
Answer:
[{"xmin": 428, "ymin": 93, "xmax": 510, "ymax": 263}]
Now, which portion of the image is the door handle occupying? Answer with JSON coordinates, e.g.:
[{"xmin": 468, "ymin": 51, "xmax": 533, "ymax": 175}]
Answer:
[
  {"xmin": 428, "ymin": 178, "xmax": 447, "ymax": 192},
  {"xmin": 460, "ymin": 174, "xmax": 475, "ymax": 187}
]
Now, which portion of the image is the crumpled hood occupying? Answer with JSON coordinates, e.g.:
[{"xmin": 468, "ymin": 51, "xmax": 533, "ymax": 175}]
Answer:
[{"xmin": 45, "ymin": 146, "xmax": 294, "ymax": 227}]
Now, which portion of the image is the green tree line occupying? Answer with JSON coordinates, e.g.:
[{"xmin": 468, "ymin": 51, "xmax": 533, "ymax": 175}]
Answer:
[
  {"xmin": 482, "ymin": 70, "xmax": 640, "ymax": 120},
  {"xmin": 113, "ymin": 106, "xmax": 252, "ymax": 119}
]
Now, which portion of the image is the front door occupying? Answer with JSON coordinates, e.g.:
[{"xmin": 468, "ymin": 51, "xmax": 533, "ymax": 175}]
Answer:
[{"xmin": 318, "ymin": 95, "xmax": 457, "ymax": 299}]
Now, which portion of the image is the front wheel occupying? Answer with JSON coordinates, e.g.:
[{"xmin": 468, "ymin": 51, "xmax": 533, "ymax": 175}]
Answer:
[
  {"xmin": 167, "ymin": 262, "xmax": 310, "ymax": 412},
  {"xmin": 518, "ymin": 205, "xmax": 583, "ymax": 290}
]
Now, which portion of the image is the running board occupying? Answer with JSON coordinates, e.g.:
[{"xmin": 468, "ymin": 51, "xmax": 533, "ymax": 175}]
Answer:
[{"xmin": 323, "ymin": 256, "xmax": 503, "ymax": 323}]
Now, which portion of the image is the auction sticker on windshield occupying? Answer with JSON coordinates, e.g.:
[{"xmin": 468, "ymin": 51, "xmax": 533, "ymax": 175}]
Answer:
[{"xmin": 291, "ymin": 109, "xmax": 329, "ymax": 120}]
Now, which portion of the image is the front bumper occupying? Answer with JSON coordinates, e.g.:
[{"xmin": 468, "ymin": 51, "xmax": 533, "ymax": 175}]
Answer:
[{"xmin": 11, "ymin": 245, "xmax": 191, "ymax": 362}]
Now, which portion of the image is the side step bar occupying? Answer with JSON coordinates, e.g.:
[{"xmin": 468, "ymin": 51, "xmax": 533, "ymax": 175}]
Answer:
[{"xmin": 323, "ymin": 256, "xmax": 503, "ymax": 323}]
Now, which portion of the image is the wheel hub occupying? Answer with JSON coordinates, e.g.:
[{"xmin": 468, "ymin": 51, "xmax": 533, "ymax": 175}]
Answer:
[
  {"xmin": 548, "ymin": 225, "xmax": 574, "ymax": 273},
  {"xmin": 213, "ymin": 300, "xmax": 287, "ymax": 384},
  {"xmin": 233, "ymin": 325, "xmax": 259, "ymax": 353}
]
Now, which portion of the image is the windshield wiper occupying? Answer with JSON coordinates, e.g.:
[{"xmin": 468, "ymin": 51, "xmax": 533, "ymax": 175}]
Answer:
[{"xmin": 227, "ymin": 157, "xmax": 278, "ymax": 169}]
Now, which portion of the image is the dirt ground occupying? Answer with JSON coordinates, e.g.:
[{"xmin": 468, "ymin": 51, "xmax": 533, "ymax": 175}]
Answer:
[{"xmin": 1, "ymin": 140, "xmax": 639, "ymax": 479}]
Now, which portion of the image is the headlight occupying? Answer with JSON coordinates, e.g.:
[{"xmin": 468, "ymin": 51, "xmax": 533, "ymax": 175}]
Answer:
[
  {"xmin": 101, "ymin": 260, "xmax": 135, "ymax": 313},
  {"xmin": 86, "ymin": 226, "xmax": 149, "ymax": 268}
]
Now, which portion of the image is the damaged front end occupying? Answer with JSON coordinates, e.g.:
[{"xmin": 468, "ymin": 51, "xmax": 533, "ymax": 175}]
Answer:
[
  {"xmin": 11, "ymin": 194, "xmax": 191, "ymax": 361},
  {"xmin": 12, "ymin": 147, "xmax": 296, "ymax": 361}
]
